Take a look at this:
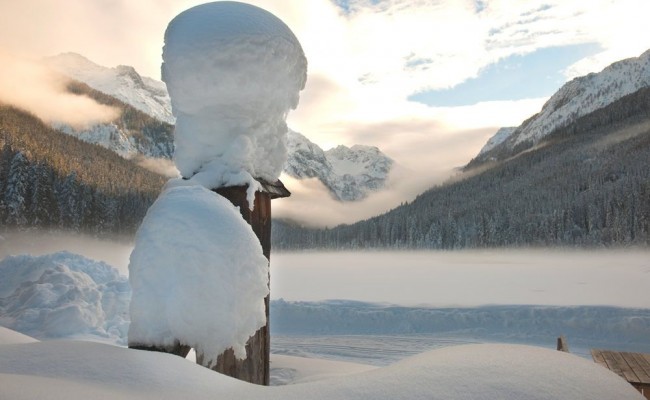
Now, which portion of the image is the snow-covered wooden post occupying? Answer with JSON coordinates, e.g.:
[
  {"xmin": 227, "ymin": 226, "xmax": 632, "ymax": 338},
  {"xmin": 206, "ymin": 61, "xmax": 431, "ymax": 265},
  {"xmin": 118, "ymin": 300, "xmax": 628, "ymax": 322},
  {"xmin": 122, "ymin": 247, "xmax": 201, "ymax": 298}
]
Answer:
[
  {"xmin": 127, "ymin": 1, "xmax": 306, "ymax": 386},
  {"xmin": 203, "ymin": 180, "xmax": 289, "ymax": 384}
]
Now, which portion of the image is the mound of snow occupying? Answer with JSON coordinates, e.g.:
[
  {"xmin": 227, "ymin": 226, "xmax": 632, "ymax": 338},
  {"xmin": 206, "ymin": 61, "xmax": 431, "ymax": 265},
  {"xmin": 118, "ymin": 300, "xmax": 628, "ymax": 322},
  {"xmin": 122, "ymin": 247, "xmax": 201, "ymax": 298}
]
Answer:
[
  {"xmin": 271, "ymin": 354, "xmax": 376, "ymax": 385},
  {"xmin": 0, "ymin": 341, "xmax": 642, "ymax": 399},
  {"xmin": 0, "ymin": 252, "xmax": 129, "ymax": 344},
  {"xmin": 128, "ymin": 182, "xmax": 269, "ymax": 365},
  {"xmin": 163, "ymin": 1, "xmax": 307, "ymax": 197}
]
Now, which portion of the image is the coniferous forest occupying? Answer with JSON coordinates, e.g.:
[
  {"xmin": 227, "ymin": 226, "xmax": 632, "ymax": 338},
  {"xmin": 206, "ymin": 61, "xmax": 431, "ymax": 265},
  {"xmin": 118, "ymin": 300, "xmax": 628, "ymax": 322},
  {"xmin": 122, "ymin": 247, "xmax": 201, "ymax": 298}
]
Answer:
[
  {"xmin": 0, "ymin": 103, "xmax": 166, "ymax": 236},
  {"xmin": 272, "ymin": 87, "xmax": 650, "ymax": 250}
]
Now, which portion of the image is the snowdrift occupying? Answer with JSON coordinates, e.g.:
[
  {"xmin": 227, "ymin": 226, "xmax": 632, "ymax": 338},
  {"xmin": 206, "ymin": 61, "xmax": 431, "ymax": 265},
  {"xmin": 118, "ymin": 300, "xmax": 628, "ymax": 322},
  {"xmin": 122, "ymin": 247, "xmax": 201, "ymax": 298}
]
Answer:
[{"xmin": 0, "ymin": 339, "xmax": 642, "ymax": 399}]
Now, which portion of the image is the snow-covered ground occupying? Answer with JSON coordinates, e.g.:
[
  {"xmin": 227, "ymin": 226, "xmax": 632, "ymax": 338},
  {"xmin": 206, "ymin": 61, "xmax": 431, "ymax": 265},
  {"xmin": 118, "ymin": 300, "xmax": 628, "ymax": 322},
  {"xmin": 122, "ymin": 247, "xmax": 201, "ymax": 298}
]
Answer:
[
  {"xmin": 0, "ymin": 332, "xmax": 643, "ymax": 399},
  {"xmin": 0, "ymin": 232, "xmax": 648, "ymax": 398}
]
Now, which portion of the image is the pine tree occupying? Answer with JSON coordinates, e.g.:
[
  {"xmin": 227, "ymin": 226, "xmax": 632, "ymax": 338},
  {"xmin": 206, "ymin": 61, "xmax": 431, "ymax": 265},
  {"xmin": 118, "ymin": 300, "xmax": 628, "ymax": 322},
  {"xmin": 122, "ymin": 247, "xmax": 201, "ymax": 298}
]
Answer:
[
  {"xmin": 0, "ymin": 141, "xmax": 15, "ymax": 221},
  {"xmin": 4, "ymin": 152, "xmax": 30, "ymax": 226},
  {"xmin": 57, "ymin": 172, "xmax": 81, "ymax": 230},
  {"xmin": 29, "ymin": 162, "xmax": 58, "ymax": 227}
]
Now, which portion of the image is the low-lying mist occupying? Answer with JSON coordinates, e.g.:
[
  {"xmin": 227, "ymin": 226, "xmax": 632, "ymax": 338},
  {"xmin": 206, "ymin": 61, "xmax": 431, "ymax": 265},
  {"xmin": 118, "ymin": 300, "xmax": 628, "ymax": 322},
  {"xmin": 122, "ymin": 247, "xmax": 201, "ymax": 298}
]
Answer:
[{"xmin": 270, "ymin": 249, "xmax": 650, "ymax": 308}]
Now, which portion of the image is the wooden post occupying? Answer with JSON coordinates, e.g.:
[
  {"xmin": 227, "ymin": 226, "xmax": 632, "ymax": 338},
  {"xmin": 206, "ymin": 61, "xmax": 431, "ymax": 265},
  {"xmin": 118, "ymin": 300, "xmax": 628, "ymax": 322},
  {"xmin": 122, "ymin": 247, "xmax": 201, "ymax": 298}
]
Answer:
[
  {"xmin": 199, "ymin": 179, "xmax": 289, "ymax": 385},
  {"xmin": 556, "ymin": 335, "xmax": 569, "ymax": 352},
  {"xmin": 129, "ymin": 179, "xmax": 288, "ymax": 385}
]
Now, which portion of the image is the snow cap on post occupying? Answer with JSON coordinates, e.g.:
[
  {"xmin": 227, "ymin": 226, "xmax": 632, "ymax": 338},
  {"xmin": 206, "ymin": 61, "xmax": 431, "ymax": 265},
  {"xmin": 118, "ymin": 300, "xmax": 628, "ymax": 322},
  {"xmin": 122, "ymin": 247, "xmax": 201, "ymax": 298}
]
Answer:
[{"xmin": 162, "ymin": 1, "xmax": 307, "ymax": 205}]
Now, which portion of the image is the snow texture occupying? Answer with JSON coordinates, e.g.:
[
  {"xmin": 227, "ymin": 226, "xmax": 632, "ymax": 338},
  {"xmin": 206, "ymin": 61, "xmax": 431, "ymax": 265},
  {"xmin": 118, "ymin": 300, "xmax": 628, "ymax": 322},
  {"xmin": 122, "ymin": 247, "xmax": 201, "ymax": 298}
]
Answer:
[
  {"xmin": 128, "ymin": 182, "xmax": 269, "ymax": 364},
  {"xmin": 270, "ymin": 353, "xmax": 377, "ymax": 385},
  {"xmin": 162, "ymin": 1, "xmax": 307, "ymax": 199},
  {"xmin": 0, "ymin": 339, "xmax": 643, "ymax": 399},
  {"xmin": 285, "ymin": 130, "xmax": 393, "ymax": 201},
  {"xmin": 53, "ymin": 122, "xmax": 142, "ymax": 159},
  {"xmin": 0, "ymin": 252, "xmax": 129, "ymax": 344},
  {"xmin": 478, "ymin": 126, "xmax": 516, "ymax": 155}
]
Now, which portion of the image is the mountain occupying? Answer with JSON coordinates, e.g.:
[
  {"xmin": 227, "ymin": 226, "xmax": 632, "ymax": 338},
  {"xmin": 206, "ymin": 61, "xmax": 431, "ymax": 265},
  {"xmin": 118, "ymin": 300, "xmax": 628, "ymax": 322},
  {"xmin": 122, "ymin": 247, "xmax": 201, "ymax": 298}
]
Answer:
[
  {"xmin": 272, "ymin": 82, "xmax": 650, "ymax": 249},
  {"xmin": 47, "ymin": 54, "xmax": 391, "ymax": 200},
  {"xmin": 58, "ymin": 80, "xmax": 175, "ymax": 159},
  {"xmin": 45, "ymin": 53, "xmax": 176, "ymax": 159},
  {"xmin": 45, "ymin": 53, "xmax": 174, "ymax": 125},
  {"xmin": 285, "ymin": 130, "xmax": 393, "ymax": 201},
  {"xmin": 477, "ymin": 127, "xmax": 516, "ymax": 157},
  {"xmin": 471, "ymin": 49, "xmax": 650, "ymax": 166}
]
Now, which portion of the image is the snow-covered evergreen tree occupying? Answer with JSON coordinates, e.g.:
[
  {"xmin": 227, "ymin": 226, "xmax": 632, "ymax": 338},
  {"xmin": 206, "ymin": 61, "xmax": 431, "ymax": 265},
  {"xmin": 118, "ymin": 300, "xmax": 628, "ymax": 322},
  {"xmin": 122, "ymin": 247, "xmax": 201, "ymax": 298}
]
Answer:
[{"xmin": 4, "ymin": 152, "xmax": 30, "ymax": 226}]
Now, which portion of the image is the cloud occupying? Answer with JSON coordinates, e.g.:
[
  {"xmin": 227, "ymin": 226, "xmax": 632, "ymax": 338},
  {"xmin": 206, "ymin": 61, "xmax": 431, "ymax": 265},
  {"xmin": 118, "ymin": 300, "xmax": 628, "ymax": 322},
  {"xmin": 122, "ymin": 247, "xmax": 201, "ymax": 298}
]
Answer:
[
  {"xmin": 132, "ymin": 155, "xmax": 180, "ymax": 178},
  {"xmin": 0, "ymin": 52, "xmax": 120, "ymax": 129}
]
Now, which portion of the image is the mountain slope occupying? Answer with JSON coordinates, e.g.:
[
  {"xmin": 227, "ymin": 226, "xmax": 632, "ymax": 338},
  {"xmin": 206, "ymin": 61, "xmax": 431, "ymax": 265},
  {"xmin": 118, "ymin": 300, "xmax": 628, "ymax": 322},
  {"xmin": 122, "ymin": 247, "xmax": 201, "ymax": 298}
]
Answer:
[
  {"xmin": 58, "ymin": 80, "xmax": 175, "ymax": 159},
  {"xmin": 45, "ymin": 53, "xmax": 174, "ymax": 125},
  {"xmin": 471, "ymin": 49, "xmax": 650, "ymax": 166},
  {"xmin": 272, "ymin": 86, "xmax": 650, "ymax": 249},
  {"xmin": 285, "ymin": 130, "xmax": 393, "ymax": 201}
]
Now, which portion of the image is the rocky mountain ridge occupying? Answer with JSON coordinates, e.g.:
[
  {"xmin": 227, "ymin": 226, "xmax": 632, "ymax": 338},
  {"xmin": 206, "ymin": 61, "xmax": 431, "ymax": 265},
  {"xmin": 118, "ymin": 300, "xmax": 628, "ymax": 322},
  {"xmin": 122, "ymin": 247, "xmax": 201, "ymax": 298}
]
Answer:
[
  {"xmin": 45, "ymin": 53, "xmax": 175, "ymax": 125},
  {"xmin": 285, "ymin": 130, "xmax": 393, "ymax": 201},
  {"xmin": 472, "ymin": 49, "xmax": 650, "ymax": 166}
]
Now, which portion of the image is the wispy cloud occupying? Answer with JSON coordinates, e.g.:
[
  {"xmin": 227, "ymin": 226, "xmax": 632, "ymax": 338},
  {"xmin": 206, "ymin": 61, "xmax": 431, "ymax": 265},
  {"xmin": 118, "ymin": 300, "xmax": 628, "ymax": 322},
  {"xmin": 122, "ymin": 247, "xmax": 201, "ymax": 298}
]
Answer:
[{"xmin": 0, "ymin": 52, "xmax": 120, "ymax": 129}]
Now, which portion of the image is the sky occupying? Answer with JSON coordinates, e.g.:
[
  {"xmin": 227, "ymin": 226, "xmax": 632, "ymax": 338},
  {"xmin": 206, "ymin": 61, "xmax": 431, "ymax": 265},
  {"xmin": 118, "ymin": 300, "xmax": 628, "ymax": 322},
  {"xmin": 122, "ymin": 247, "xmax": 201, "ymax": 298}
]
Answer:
[{"xmin": 1, "ymin": 0, "xmax": 650, "ymax": 226}]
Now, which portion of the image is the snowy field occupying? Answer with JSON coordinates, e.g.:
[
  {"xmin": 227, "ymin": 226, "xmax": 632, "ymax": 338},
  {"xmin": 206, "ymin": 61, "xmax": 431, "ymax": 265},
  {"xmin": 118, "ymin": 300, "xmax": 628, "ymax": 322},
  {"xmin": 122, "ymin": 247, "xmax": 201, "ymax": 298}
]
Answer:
[
  {"xmin": 0, "ymin": 232, "xmax": 649, "ymax": 398},
  {"xmin": 1, "ymin": 330, "xmax": 643, "ymax": 399}
]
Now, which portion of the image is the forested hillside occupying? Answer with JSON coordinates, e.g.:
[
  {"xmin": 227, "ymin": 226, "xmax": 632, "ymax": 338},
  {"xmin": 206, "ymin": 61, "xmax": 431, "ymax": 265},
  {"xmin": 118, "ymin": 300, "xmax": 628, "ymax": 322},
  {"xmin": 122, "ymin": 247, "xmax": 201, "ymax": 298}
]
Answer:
[
  {"xmin": 0, "ymin": 103, "xmax": 166, "ymax": 235},
  {"xmin": 272, "ymin": 87, "xmax": 650, "ymax": 249}
]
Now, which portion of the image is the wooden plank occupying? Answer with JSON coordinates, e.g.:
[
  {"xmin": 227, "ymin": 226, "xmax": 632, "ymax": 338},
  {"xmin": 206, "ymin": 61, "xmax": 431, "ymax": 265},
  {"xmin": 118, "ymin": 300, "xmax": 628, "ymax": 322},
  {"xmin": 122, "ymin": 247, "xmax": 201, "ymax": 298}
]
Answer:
[
  {"xmin": 642, "ymin": 353, "xmax": 650, "ymax": 371},
  {"xmin": 591, "ymin": 349, "xmax": 608, "ymax": 368},
  {"xmin": 610, "ymin": 351, "xmax": 641, "ymax": 384},
  {"xmin": 627, "ymin": 353, "xmax": 650, "ymax": 384},
  {"xmin": 600, "ymin": 350, "xmax": 628, "ymax": 380}
]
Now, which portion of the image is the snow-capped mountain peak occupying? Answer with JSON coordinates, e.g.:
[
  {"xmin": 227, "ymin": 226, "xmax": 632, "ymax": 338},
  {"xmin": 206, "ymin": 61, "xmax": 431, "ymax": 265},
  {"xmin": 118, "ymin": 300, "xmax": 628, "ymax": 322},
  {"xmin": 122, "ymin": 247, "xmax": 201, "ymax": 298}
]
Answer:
[
  {"xmin": 478, "ymin": 127, "xmax": 516, "ymax": 156},
  {"xmin": 475, "ymin": 49, "xmax": 650, "ymax": 161},
  {"xmin": 45, "ymin": 53, "xmax": 174, "ymax": 125},
  {"xmin": 285, "ymin": 130, "xmax": 393, "ymax": 201}
]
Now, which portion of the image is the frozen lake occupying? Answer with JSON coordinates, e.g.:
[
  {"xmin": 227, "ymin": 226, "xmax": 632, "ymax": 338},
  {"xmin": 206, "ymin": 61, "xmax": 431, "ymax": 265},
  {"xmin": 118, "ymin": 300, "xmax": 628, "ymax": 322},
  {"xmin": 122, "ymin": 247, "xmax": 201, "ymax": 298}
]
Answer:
[
  {"xmin": 268, "ymin": 250, "xmax": 650, "ymax": 363},
  {"xmin": 270, "ymin": 250, "xmax": 650, "ymax": 308}
]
